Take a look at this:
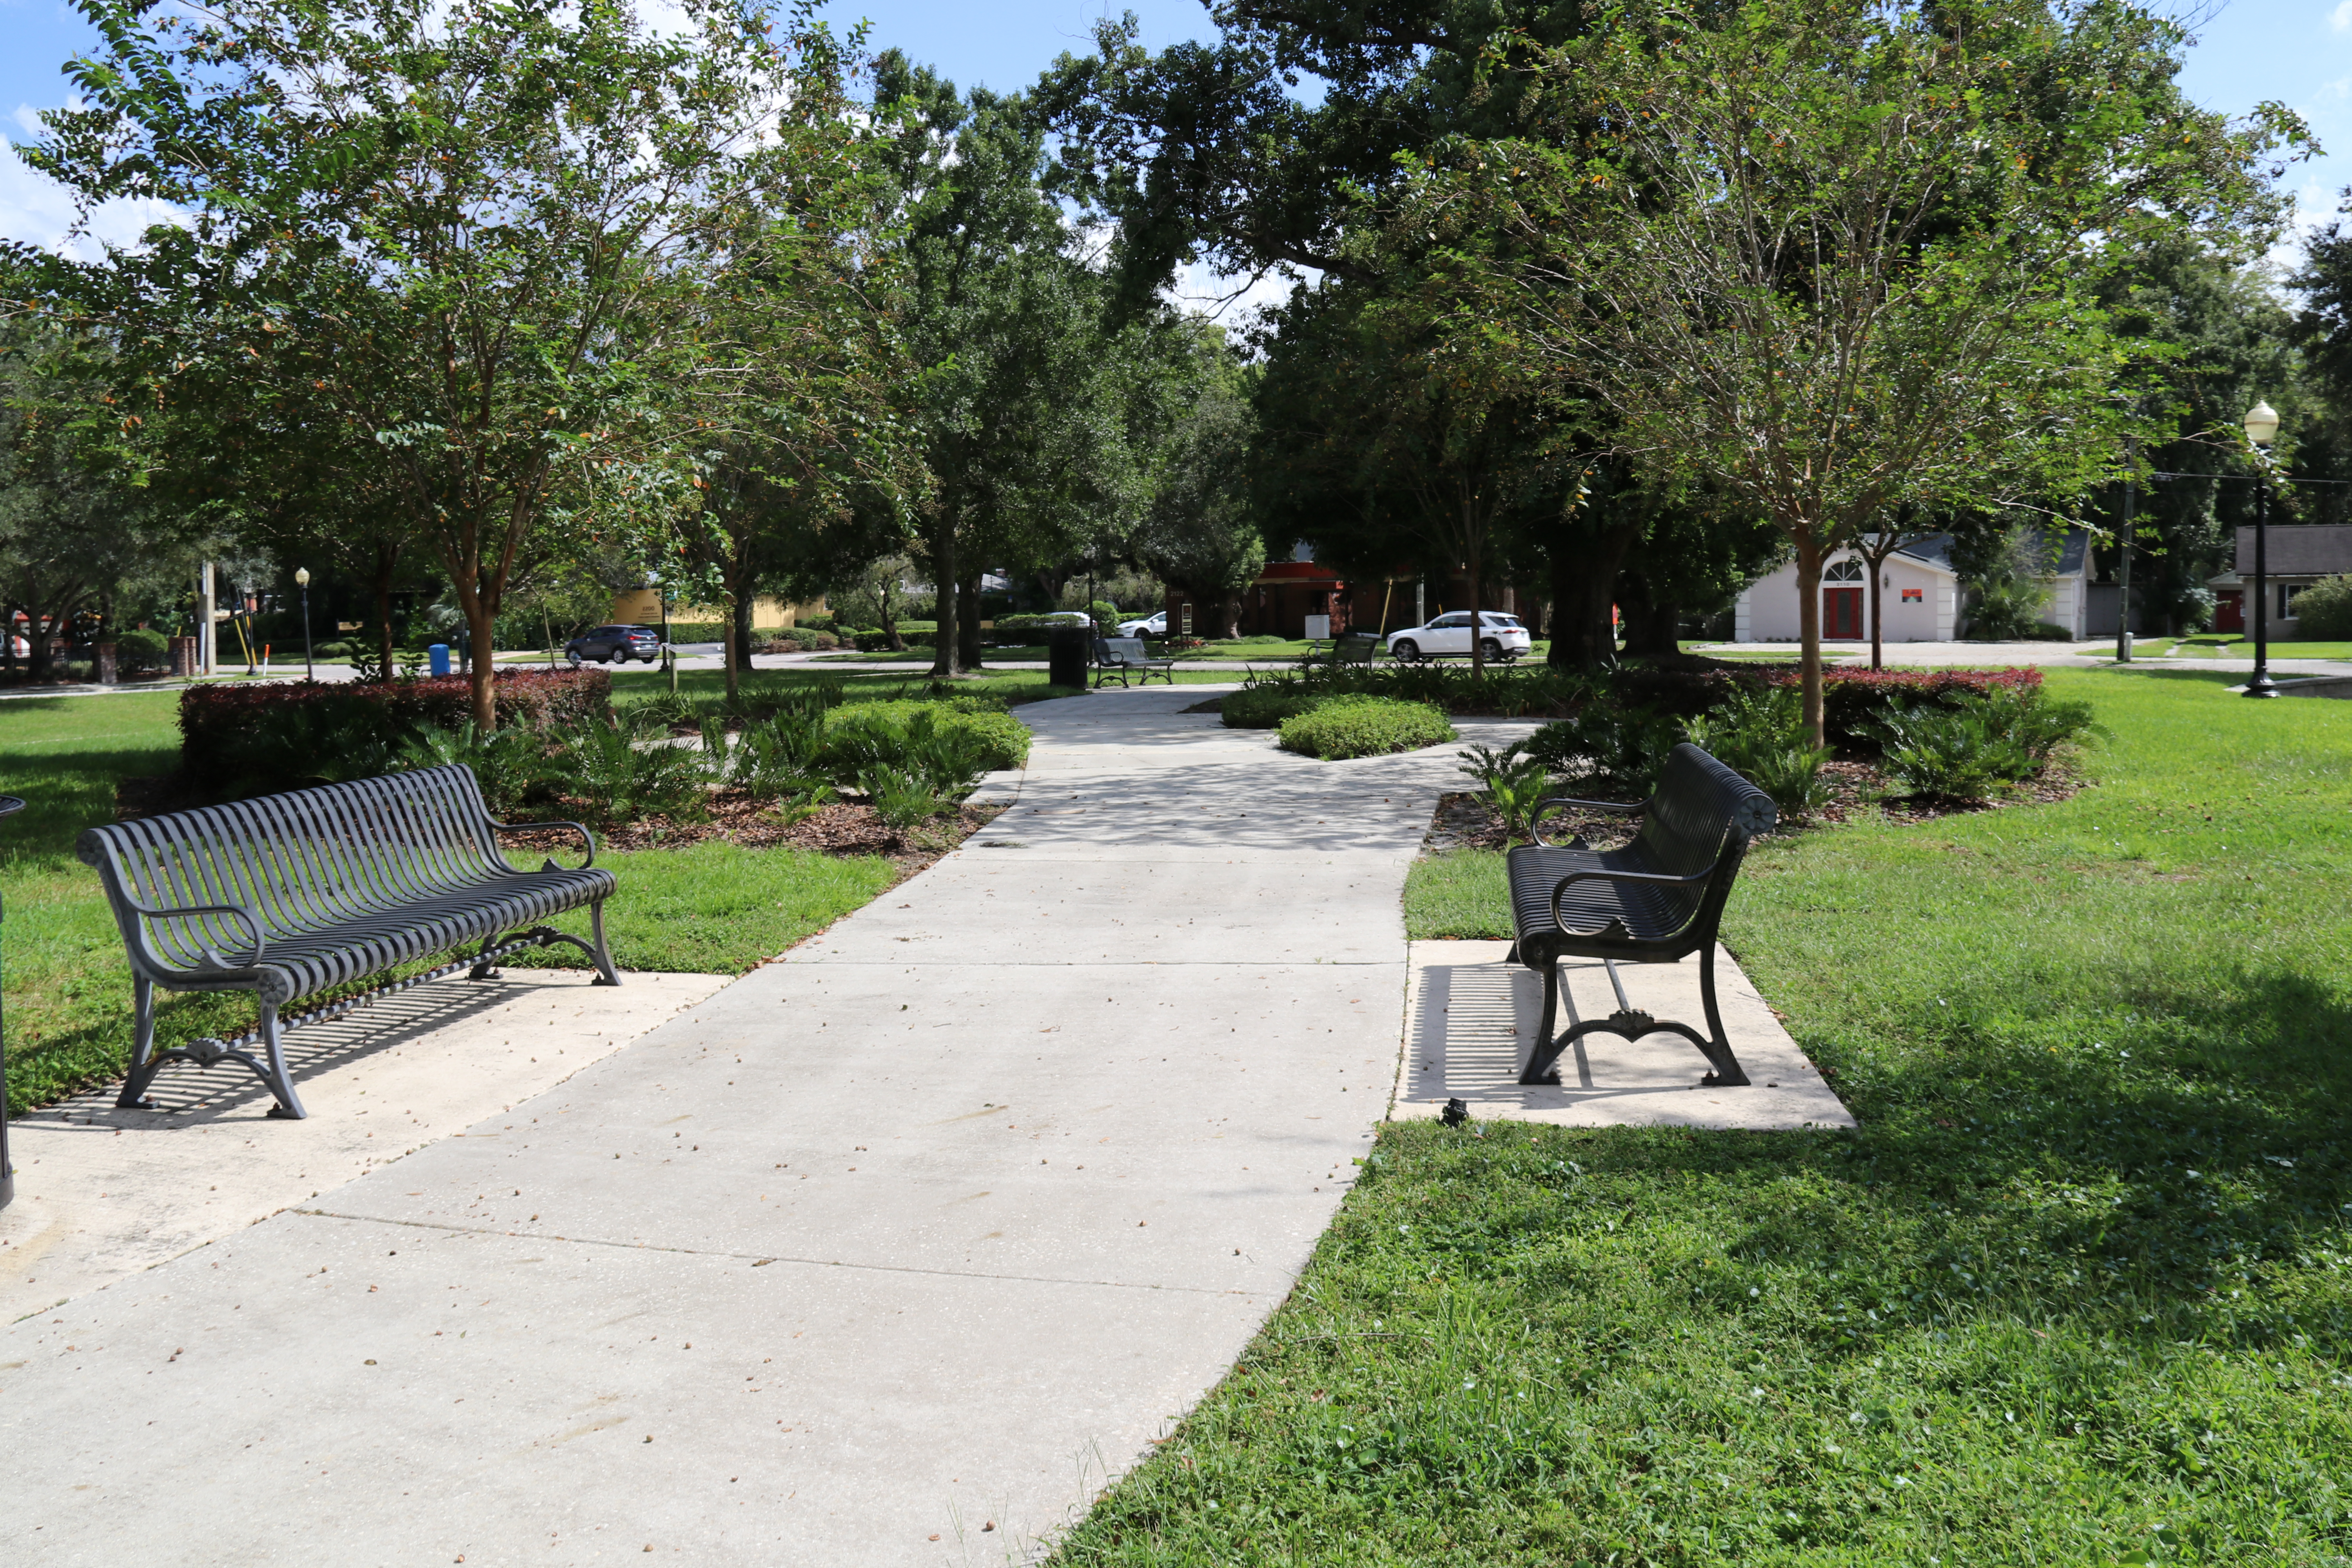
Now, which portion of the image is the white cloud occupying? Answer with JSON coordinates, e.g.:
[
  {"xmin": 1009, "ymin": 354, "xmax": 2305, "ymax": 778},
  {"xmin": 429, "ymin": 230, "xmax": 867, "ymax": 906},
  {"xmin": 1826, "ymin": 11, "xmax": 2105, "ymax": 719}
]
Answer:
[
  {"xmin": 3, "ymin": 103, "xmax": 184, "ymax": 259},
  {"xmin": 2334, "ymin": 0, "xmax": 2352, "ymax": 31}
]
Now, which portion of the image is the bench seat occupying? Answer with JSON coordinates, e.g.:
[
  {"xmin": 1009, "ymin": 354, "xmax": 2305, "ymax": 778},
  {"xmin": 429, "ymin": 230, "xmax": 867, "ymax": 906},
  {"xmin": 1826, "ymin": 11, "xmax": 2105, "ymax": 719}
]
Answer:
[{"xmin": 78, "ymin": 764, "xmax": 619, "ymax": 1118}]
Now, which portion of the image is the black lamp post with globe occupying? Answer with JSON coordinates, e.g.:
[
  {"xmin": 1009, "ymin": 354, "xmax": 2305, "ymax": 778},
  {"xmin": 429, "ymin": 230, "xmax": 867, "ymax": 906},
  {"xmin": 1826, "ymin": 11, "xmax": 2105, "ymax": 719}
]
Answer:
[
  {"xmin": 295, "ymin": 566, "xmax": 315, "ymax": 682},
  {"xmin": 2241, "ymin": 399, "xmax": 2281, "ymax": 699}
]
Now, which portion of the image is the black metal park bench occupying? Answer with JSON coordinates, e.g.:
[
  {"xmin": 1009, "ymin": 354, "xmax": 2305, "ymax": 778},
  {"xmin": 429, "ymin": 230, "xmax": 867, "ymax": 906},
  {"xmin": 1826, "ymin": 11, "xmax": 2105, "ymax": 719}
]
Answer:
[
  {"xmin": 77, "ymin": 764, "xmax": 620, "ymax": 1120},
  {"xmin": 1091, "ymin": 635, "xmax": 1176, "ymax": 688},
  {"xmin": 1506, "ymin": 743, "xmax": 1775, "ymax": 1088}
]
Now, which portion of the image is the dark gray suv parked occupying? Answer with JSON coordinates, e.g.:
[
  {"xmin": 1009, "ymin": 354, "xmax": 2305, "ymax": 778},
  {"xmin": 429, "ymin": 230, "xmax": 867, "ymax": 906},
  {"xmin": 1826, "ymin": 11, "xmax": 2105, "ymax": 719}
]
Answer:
[{"xmin": 565, "ymin": 624, "xmax": 661, "ymax": 665}]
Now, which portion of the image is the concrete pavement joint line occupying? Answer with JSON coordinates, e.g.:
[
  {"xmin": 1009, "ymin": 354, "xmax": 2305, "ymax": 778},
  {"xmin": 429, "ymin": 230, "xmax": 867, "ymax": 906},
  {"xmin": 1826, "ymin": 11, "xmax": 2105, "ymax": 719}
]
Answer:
[{"xmin": 289, "ymin": 1206, "xmax": 1270, "ymax": 1297}]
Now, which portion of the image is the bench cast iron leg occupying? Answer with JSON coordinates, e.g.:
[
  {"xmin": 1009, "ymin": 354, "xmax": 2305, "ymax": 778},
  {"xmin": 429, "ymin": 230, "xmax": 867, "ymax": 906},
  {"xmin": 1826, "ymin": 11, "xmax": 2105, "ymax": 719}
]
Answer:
[
  {"xmin": 1519, "ymin": 959, "xmax": 1566, "ymax": 1085},
  {"xmin": 116, "ymin": 976, "xmax": 161, "ymax": 1109},
  {"xmin": 1516, "ymin": 952, "xmax": 1750, "ymax": 1087},
  {"xmin": 258, "ymin": 1002, "xmax": 309, "ymax": 1119},
  {"xmin": 1696, "ymin": 940, "xmax": 1749, "ymax": 1087},
  {"xmin": 588, "ymin": 901, "xmax": 621, "ymax": 987}
]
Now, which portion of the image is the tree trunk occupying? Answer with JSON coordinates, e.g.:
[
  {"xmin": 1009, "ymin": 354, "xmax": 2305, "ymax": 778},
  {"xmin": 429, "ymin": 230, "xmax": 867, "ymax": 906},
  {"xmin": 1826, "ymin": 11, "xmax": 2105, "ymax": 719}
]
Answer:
[
  {"xmin": 879, "ymin": 580, "xmax": 904, "ymax": 652},
  {"xmin": 928, "ymin": 518, "xmax": 962, "ymax": 678},
  {"xmin": 958, "ymin": 575, "xmax": 984, "ymax": 670},
  {"xmin": 463, "ymin": 592, "xmax": 498, "ymax": 730},
  {"xmin": 1544, "ymin": 520, "xmax": 1639, "ymax": 673},
  {"xmin": 1616, "ymin": 571, "xmax": 1681, "ymax": 659},
  {"xmin": 1466, "ymin": 516, "xmax": 1486, "ymax": 681},
  {"xmin": 1795, "ymin": 530, "xmax": 1826, "ymax": 749},
  {"xmin": 373, "ymin": 543, "xmax": 399, "ymax": 680}
]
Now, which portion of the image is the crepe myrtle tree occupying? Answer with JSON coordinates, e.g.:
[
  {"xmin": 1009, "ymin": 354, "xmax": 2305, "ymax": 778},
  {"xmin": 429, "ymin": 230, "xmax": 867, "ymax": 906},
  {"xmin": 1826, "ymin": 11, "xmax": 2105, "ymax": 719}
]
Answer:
[
  {"xmin": 1413, "ymin": 0, "xmax": 2300, "ymax": 742},
  {"xmin": 29, "ymin": 0, "xmax": 879, "ymax": 729}
]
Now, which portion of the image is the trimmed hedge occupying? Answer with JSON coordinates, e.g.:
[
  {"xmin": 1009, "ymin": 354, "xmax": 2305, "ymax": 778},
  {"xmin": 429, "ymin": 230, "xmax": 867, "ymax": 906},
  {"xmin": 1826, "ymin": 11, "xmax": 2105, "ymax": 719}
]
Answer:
[
  {"xmin": 1221, "ymin": 686, "xmax": 1330, "ymax": 730},
  {"xmin": 180, "ymin": 668, "xmax": 612, "ymax": 789},
  {"xmin": 1278, "ymin": 697, "xmax": 1456, "ymax": 760}
]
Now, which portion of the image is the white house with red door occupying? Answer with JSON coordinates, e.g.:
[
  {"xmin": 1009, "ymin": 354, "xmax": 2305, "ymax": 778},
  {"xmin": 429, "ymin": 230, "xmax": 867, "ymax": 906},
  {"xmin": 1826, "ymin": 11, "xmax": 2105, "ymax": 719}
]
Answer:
[{"xmin": 1733, "ymin": 530, "xmax": 2092, "ymax": 643}]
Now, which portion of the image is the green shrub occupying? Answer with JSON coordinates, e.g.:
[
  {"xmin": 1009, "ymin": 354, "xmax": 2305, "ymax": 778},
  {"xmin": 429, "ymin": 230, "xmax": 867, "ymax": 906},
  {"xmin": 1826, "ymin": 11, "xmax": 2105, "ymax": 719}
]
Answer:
[
  {"xmin": 313, "ymin": 640, "xmax": 354, "ymax": 660},
  {"xmin": 1872, "ymin": 703, "xmax": 2036, "ymax": 801},
  {"xmin": 1221, "ymin": 682, "xmax": 1328, "ymax": 729},
  {"xmin": 818, "ymin": 700, "xmax": 1029, "ymax": 784},
  {"xmin": 396, "ymin": 721, "xmax": 549, "ymax": 817},
  {"xmin": 1520, "ymin": 704, "xmax": 1683, "ymax": 793},
  {"xmin": 547, "ymin": 715, "xmax": 711, "ymax": 823},
  {"xmin": 858, "ymin": 764, "xmax": 953, "ymax": 827},
  {"xmin": 2292, "ymin": 573, "xmax": 2352, "ymax": 639},
  {"xmin": 114, "ymin": 627, "xmax": 170, "ymax": 671},
  {"xmin": 1278, "ymin": 696, "xmax": 1455, "ymax": 760},
  {"xmin": 1456, "ymin": 743, "xmax": 1554, "ymax": 842},
  {"xmin": 1682, "ymin": 686, "xmax": 1829, "ymax": 816}
]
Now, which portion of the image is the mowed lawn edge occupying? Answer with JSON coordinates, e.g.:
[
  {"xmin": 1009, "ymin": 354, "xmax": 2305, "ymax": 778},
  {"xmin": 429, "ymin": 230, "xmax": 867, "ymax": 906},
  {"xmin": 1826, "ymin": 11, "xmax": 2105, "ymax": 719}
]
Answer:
[{"xmin": 1048, "ymin": 669, "xmax": 2352, "ymax": 1566}]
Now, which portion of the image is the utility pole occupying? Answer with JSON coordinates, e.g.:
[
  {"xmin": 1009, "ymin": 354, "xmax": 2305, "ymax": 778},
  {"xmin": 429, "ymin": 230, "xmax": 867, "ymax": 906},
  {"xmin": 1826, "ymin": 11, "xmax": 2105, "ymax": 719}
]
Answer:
[
  {"xmin": 198, "ymin": 561, "xmax": 216, "ymax": 676},
  {"xmin": 2116, "ymin": 436, "xmax": 2135, "ymax": 664}
]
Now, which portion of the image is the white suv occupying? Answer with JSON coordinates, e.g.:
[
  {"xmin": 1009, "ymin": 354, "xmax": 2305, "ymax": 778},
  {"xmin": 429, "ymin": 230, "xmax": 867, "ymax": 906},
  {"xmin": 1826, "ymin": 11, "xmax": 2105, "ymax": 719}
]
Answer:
[
  {"xmin": 1115, "ymin": 610, "xmax": 1167, "ymax": 638},
  {"xmin": 1385, "ymin": 611, "xmax": 1532, "ymax": 664}
]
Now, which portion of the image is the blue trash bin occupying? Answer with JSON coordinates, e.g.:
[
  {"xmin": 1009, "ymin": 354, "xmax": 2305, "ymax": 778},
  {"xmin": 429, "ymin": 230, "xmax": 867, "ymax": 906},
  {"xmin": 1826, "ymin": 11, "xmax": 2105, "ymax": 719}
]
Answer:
[{"xmin": 428, "ymin": 643, "xmax": 452, "ymax": 677}]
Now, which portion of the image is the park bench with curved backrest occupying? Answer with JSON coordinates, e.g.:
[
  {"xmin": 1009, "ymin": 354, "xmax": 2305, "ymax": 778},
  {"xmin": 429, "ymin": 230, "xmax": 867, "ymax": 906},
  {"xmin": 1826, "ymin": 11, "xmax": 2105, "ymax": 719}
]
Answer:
[
  {"xmin": 1091, "ymin": 636, "xmax": 1176, "ymax": 688},
  {"xmin": 1506, "ymin": 743, "xmax": 1775, "ymax": 1087},
  {"xmin": 76, "ymin": 765, "xmax": 619, "ymax": 1120}
]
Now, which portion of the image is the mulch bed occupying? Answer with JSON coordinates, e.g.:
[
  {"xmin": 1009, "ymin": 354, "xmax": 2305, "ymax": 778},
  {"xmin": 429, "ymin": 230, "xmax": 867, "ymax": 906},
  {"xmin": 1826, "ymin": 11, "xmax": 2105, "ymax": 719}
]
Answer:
[
  {"xmin": 119, "ymin": 773, "xmax": 1002, "ymax": 879},
  {"xmin": 1426, "ymin": 760, "xmax": 2085, "ymax": 852},
  {"xmin": 500, "ymin": 796, "xmax": 1004, "ymax": 872}
]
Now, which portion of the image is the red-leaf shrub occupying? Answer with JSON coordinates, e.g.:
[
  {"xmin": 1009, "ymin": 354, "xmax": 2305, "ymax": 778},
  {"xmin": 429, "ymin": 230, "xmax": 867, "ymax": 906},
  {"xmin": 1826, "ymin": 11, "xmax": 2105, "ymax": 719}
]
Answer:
[
  {"xmin": 1604, "ymin": 663, "xmax": 2040, "ymax": 748},
  {"xmin": 180, "ymin": 668, "xmax": 611, "ymax": 788}
]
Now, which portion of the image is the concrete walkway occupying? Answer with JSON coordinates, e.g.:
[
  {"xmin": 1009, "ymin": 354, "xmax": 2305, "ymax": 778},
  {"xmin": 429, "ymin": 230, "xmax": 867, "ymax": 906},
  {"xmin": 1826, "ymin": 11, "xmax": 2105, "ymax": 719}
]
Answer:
[{"xmin": 2, "ymin": 687, "xmax": 1507, "ymax": 1566}]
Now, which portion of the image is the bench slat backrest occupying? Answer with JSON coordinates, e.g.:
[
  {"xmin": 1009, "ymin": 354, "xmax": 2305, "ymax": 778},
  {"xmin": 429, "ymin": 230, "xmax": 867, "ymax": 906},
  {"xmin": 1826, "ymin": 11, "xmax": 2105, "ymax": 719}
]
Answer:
[
  {"xmin": 1101, "ymin": 637, "xmax": 1154, "ymax": 662},
  {"xmin": 1626, "ymin": 744, "xmax": 1779, "ymax": 924},
  {"xmin": 78, "ymin": 766, "xmax": 507, "ymax": 968}
]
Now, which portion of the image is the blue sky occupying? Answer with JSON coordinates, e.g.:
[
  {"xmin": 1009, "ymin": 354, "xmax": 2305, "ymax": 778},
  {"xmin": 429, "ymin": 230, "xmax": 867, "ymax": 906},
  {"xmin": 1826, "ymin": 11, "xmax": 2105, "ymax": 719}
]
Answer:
[{"xmin": 2, "ymin": 0, "xmax": 2346, "ymax": 264}]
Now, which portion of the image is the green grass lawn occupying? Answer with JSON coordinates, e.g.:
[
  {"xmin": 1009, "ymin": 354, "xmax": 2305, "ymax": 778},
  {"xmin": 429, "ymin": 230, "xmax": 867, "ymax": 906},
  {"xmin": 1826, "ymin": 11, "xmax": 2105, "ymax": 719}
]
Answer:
[
  {"xmin": 0, "ymin": 690, "xmax": 901, "ymax": 1113},
  {"xmin": 1055, "ymin": 668, "xmax": 2352, "ymax": 1566},
  {"xmin": 2160, "ymin": 635, "xmax": 2352, "ymax": 661}
]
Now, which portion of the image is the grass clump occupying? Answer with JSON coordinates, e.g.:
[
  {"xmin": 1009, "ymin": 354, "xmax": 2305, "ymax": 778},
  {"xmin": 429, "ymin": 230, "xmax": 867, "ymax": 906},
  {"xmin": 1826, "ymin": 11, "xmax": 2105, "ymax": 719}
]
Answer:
[
  {"xmin": 1278, "ymin": 696, "xmax": 1455, "ymax": 760},
  {"xmin": 1078, "ymin": 669, "xmax": 2352, "ymax": 1565}
]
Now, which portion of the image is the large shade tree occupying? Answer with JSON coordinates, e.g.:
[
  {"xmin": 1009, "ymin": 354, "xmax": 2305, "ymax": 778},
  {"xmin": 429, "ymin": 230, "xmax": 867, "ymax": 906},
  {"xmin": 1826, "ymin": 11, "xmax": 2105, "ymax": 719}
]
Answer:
[
  {"xmin": 28, "ymin": 0, "xmax": 884, "ymax": 726},
  {"xmin": 1416, "ymin": 0, "xmax": 2299, "ymax": 740}
]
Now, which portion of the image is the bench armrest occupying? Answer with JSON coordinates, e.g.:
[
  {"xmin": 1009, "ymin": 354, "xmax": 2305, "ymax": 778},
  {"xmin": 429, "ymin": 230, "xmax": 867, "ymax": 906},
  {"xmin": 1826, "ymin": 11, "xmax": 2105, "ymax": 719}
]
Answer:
[
  {"xmin": 1548, "ymin": 865, "xmax": 1712, "ymax": 939},
  {"xmin": 1530, "ymin": 795, "xmax": 1647, "ymax": 848},
  {"xmin": 119, "ymin": 896, "xmax": 268, "ymax": 970},
  {"xmin": 488, "ymin": 817, "xmax": 599, "ymax": 871}
]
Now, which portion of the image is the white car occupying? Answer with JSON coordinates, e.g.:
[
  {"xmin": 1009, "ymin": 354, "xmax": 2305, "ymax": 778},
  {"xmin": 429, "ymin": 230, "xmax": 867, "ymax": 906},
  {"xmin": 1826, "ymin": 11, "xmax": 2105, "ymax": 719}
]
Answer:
[
  {"xmin": 1385, "ymin": 611, "xmax": 1533, "ymax": 664},
  {"xmin": 1116, "ymin": 611, "xmax": 1167, "ymax": 638}
]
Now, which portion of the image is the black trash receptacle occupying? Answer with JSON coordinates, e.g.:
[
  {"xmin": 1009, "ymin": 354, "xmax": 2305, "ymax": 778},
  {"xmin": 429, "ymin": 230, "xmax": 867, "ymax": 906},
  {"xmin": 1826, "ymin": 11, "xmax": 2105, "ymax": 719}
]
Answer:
[
  {"xmin": 1047, "ymin": 626, "xmax": 1089, "ymax": 690},
  {"xmin": 0, "ymin": 794, "xmax": 22, "ymax": 1210}
]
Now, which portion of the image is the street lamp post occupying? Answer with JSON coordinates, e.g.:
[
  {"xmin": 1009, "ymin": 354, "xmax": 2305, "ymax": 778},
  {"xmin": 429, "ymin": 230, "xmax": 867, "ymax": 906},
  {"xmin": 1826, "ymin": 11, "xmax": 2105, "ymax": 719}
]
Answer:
[
  {"xmin": 2243, "ymin": 400, "xmax": 2280, "ymax": 699},
  {"xmin": 294, "ymin": 567, "xmax": 314, "ymax": 682}
]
